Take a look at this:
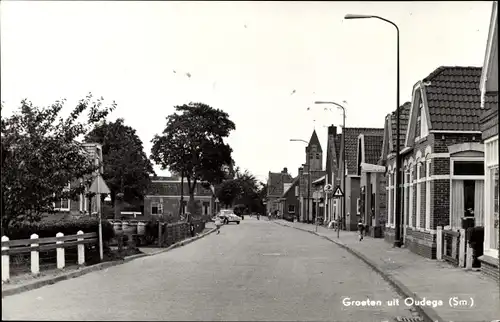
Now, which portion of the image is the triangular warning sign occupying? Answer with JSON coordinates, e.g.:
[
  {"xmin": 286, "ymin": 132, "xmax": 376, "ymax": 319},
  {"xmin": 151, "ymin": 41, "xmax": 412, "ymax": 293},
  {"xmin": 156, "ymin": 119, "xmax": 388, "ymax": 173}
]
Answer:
[{"xmin": 333, "ymin": 186, "xmax": 344, "ymax": 197}]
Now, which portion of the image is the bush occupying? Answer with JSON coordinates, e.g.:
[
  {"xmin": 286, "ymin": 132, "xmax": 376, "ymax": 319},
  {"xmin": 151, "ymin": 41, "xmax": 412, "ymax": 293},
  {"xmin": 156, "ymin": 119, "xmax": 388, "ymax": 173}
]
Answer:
[{"xmin": 5, "ymin": 218, "xmax": 115, "ymax": 242}]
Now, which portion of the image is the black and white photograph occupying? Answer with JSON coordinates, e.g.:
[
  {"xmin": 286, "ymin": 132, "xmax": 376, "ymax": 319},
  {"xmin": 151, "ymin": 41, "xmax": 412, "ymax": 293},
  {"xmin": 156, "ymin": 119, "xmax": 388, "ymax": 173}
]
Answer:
[{"xmin": 1, "ymin": 1, "xmax": 499, "ymax": 321}]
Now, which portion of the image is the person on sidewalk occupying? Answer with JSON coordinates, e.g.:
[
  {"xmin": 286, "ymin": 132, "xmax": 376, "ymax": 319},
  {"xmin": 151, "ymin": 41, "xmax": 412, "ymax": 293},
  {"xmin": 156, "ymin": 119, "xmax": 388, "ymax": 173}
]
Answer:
[
  {"xmin": 215, "ymin": 216, "xmax": 223, "ymax": 234},
  {"xmin": 357, "ymin": 219, "xmax": 365, "ymax": 241}
]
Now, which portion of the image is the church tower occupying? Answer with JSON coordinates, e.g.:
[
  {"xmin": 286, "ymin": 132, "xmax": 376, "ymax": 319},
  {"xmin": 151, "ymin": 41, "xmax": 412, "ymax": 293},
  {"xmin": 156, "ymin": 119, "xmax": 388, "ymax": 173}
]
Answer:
[{"xmin": 306, "ymin": 130, "xmax": 323, "ymax": 171}]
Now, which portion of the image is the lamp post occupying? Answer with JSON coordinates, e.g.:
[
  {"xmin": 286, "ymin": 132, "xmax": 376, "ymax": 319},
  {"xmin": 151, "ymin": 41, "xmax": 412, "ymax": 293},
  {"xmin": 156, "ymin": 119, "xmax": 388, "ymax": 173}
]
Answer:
[
  {"xmin": 290, "ymin": 139, "xmax": 311, "ymax": 223},
  {"xmin": 344, "ymin": 14, "xmax": 402, "ymax": 247},
  {"xmin": 314, "ymin": 101, "xmax": 346, "ymax": 236}
]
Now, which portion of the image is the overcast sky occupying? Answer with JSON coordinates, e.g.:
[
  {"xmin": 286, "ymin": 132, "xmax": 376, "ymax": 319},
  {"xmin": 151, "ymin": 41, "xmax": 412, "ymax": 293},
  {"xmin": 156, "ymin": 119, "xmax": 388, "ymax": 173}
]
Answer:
[{"xmin": 1, "ymin": 1, "xmax": 493, "ymax": 183}]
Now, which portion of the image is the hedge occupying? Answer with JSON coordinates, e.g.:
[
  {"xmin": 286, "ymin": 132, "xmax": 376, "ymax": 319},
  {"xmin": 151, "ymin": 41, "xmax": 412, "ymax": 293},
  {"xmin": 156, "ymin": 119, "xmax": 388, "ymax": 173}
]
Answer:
[{"xmin": 4, "ymin": 218, "xmax": 115, "ymax": 242}]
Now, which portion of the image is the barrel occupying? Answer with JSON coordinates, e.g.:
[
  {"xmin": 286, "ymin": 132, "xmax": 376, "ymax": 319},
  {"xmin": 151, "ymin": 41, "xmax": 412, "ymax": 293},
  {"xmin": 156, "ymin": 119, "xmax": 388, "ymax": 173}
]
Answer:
[{"xmin": 137, "ymin": 222, "xmax": 146, "ymax": 235}]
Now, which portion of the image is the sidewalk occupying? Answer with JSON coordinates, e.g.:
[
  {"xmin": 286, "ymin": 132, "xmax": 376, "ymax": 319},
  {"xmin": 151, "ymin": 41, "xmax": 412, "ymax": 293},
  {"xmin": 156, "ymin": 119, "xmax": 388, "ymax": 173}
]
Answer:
[{"xmin": 275, "ymin": 220, "xmax": 500, "ymax": 322}]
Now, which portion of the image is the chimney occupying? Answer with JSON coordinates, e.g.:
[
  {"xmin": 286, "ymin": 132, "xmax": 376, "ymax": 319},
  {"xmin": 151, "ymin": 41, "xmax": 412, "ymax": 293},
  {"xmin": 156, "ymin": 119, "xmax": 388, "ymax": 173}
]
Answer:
[
  {"xmin": 328, "ymin": 125, "xmax": 337, "ymax": 136},
  {"xmin": 282, "ymin": 167, "xmax": 288, "ymax": 174}
]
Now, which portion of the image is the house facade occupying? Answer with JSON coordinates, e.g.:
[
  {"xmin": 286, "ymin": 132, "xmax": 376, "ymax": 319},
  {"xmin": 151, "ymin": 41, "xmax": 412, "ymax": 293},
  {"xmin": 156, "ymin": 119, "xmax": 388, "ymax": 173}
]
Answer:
[
  {"xmin": 395, "ymin": 66, "xmax": 485, "ymax": 259},
  {"xmin": 47, "ymin": 142, "xmax": 107, "ymax": 220},
  {"xmin": 298, "ymin": 130, "xmax": 326, "ymax": 223},
  {"xmin": 479, "ymin": 1, "xmax": 499, "ymax": 280},
  {"xmin": 356, "ymin": 133, "xmax": 385, "ymax": 237},
  {"xmin": 277, "ymin": 176, "xmax": 300, "ymax": 221},
  {"xmin": 337, "ymin": 127, "xmax": 384, "ymax": 231},
  {"xmin": 380, "ymin": 102, "xmax": 411, "ymax": 243},
  {"xmin": 144, "ymin": 176, "xmax": 214, "ymax": 221},
  {"xmin": 266, "ymin": 168, "xmax": 294, "ymax": 215}
]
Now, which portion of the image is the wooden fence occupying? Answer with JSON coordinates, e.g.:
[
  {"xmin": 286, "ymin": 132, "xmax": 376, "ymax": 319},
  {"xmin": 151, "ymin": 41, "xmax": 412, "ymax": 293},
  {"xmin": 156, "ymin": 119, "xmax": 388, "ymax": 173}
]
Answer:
[
  {"xmin": 1, "ymin": 231, "xmax": 97, "ymax": 282},
  {"xmin": 436, "ymin": 226, "xmax": 474, "ymax": 269}
]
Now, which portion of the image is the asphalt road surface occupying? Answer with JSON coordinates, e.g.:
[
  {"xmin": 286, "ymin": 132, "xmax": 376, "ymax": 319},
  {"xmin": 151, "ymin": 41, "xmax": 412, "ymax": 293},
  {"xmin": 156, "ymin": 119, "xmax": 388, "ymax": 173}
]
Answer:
[{"xmin": 3, "ymin": 217, "xmax": 418, "ymax": 321}]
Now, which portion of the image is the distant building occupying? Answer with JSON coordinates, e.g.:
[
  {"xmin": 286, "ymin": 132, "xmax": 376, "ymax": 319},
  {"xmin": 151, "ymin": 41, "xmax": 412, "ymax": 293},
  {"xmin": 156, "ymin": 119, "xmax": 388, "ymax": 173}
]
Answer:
[
  {"xmin": 144, "ymin": 175, "xmax": 214, "ymax": 221},
  {"xmin": 356, "ymin": 132, "xmax": 385, "ymax": 237},
  {"xmin": 277, "ymin": 176, "xmax": 300, "ymax": 221},
  {"xmin": 337, "ymin": 127, "xmax": 384, "ymax": 231},
  {"xmin": 266, "ymin": 168, "xmax": 293, "ymax": 215},
  {"xmin": 325, "ymin": 125, "xmax": 342, "ymax": 224}
]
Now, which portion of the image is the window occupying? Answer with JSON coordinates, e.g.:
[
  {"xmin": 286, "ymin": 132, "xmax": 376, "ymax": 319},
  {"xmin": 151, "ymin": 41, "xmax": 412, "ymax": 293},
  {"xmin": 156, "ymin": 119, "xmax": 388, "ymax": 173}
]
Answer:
[
  {"xmin": 203, "ymin": 202, "xmax": 210, "ymax": 215},
  {"xmin": 492, "ymin": 167, "xmax": 499, "ymax": 251},
  {"xmin": 151, "ymin": 202, "xmax": 163, "ymax": 215},
  {"xmin": 409, "ymin": 167, "xmax": 414, "ymax": 228},
  {"xmin": 288, "ymin": 205, "xmax": 295, "ymax": 213},
  {"xmin": 425, "ymin": 159, "xmax": 431, "ymax": 230},
  {"xmin": 388, "ymin": 172, "xmax": 392, "ymax": 226},
  {"xmin": 416, "ymin": 162, "xmax": 422, "ymax": 228},
  {"xmin": 54, "ymin": 183, "xmax": 71, "ymax": 212},
  {"xmin": 420, "ymin": 103, "xmax": 429, "ymax": 138},
  {"xmin": 454, "ymin": 161, "xmax": 484, "ymax": 176}
]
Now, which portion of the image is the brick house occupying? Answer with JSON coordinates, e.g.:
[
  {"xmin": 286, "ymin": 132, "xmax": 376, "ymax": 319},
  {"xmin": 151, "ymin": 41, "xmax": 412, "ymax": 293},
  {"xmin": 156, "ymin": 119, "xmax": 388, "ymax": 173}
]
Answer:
[
  {"xmin": 266, "ymin": 168, "xmax": 293, "ymax": 215},
  {"xmin": 394, "ymin": 66, "xmax": 485, "ymax": 259},
  {"xmin": 337, "ymin": 127, "xmax": 384, "ymax": 231},
  {"xmin": 325, "ymin": 125, "xmax": 342, "ymax": 224},
  {"xmin": 298, "ymin": 130, "xmax": 326, "ymax": 223},
  {"xmin": 356, "ymin": 133, "xmax": 385, "ymax": 237},
  {"xmin": 144, "ymin": 176, "xmax": 214, "ymax": 221},
  {"xmin": 277, "ymin": 176, "xmax": 300, "ymax": 221},
  {"xmin": 379, "ymin": 102, "xmax": 411, "ymax": 243},
  {"xmin": 478, "ymin": 1, "xmax": 499, "ymax": 281},
  {"xmin": 46, "ymin": 142, "xmax": 107, "ymax": 220}
]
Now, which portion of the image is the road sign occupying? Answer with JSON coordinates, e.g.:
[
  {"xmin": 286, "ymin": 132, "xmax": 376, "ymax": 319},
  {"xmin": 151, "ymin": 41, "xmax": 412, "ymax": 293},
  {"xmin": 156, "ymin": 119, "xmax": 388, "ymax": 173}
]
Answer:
[
  {"xmin": 215, "ymin": 198, "xmax": 219, "ymax": 203},
  {"xmin": 324, "ymin": 184, "xmax": 333, "ymax": 193},
  {"xmin": 333, "ymin": 185, "xmax": 344, "ymax": 198}
]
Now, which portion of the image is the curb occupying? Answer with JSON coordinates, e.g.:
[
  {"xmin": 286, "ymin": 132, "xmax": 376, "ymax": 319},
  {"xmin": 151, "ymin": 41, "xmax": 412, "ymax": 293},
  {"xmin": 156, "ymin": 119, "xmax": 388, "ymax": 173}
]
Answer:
[
  {"xmin": 2, "ymin": 227, "xmax": 217, "ymax": 298},
  {"xmin": 274, "ymin": 221, "xmax": 443, "ymax": 322}
]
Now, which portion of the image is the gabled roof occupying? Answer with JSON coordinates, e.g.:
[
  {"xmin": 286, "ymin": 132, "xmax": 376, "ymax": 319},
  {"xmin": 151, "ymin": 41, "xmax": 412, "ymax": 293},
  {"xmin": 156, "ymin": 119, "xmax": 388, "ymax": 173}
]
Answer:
[
  {"xmin": 342, "ymin": 128, "xmax": 384, "ymax": 175},
  {"xmin": 267, "ymin": 171, "xmax": 293, "ymax": 197},
  {"xmin": 363, "ymin": 135, "xmax": 384, "ymax": 165},
  {"xmin": 421, "ymin": 66, "xmax": 483, "ymax": 131},
  {"xmin": 307, "ymin": 130, "xmax": 322, "ymax": 152},
  {"xmin": 281, "ymin": 176, "xmax": 300, "ymax": 198},
  {"xmin": 389, "ymin": 102, "xmax": 411, "ymax": 152}
]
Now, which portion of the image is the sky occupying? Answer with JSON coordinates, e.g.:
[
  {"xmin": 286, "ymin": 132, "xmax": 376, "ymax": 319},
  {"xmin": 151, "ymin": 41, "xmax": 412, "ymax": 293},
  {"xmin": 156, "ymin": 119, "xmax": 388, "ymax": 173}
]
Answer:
[{"xmin": 1, "ymin": 1, "xmax": 494, "ymax": 183}]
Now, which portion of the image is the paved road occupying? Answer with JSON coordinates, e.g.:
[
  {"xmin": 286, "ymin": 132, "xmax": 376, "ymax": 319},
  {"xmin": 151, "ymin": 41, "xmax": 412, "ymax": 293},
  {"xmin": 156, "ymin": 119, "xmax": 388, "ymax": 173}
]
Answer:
[{"xmin": 3, "ymin": 218, "xmax": 417, "ymax": 321}]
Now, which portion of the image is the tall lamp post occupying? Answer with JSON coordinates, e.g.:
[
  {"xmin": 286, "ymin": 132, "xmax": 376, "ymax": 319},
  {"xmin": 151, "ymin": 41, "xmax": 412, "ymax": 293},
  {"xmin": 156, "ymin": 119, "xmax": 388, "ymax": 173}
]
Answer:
[
  {"xmin": 314, "ymin": 101, "xmax": 346, "ymax": 235},
  {"xmin": 344, "ymin": 14, "xmax": 402, "ymax": 247},
  {"xmin": 290, "ymin": 139, "xmax": 311, "ymax": 223}
]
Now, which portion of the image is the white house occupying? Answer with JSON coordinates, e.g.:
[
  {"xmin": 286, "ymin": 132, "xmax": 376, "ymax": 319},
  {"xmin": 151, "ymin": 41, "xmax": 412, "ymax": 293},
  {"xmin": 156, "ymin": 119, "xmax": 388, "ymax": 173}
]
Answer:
[{"xmin": 479, "ymin": 1, "xmax": 499, "ymax": 281}]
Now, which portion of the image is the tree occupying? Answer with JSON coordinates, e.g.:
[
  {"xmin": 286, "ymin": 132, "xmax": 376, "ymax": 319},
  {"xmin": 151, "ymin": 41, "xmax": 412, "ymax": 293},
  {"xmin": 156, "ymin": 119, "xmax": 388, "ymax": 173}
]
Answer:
[
  {"xmin": 85, "ymin": 119, "xmax": 155, "ymax": 207},
  {"xmin": 150, "ymin": 102, "xmax": 235, "ymax": 217},
  {"xmin": 215, "ymin": 168, "xmax": 265, "ymax": 213},
  {"xmin": 1, "ymin": 94, "xmax": 116, "ymax": 232}
]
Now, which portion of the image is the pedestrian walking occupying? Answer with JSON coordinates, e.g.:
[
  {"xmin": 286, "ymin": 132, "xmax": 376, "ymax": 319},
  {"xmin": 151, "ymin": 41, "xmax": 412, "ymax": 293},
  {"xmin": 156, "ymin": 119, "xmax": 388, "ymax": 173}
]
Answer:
[
  {"xmin": 357, "ymin": 219, "xmax": 365, "ymax": 241},
  {"xmin": 215, "ymin": 216, "xmax": 223, "ymax": 234}
]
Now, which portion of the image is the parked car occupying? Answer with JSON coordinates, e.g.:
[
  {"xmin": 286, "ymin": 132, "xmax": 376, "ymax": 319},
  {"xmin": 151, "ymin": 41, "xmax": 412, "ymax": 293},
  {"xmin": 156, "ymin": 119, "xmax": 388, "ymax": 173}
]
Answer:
[{"xmin": 216, "ymin": 209, "xmax": 241, "ymax": 224}]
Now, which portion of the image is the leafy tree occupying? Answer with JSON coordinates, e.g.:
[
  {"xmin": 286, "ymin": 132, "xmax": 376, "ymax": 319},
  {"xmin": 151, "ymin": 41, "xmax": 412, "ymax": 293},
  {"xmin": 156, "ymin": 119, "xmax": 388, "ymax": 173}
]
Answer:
[
  {"xmin": 150, "ymin": 102, "xmax": 235, "ymax": 217},
  {"xmin": 215, "ymin": 168, "xmax": 265, "ymax": 213},
  {"xmin": 85, "ymin": 119, "xmax": 155, "ymax": 207},
  {"xmin": 1, "ymin": 94, "xmax": 116, "ymax": 232}
]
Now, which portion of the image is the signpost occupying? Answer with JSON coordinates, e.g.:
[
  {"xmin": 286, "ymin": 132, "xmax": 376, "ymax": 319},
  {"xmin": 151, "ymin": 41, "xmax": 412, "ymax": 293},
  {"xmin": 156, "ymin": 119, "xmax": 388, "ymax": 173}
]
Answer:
[
  {"xmin": 313, "ymin": 191, "xmax": 322, "ymax": 232},
  {"xmin": 332, "ymin": 185, "xmax": 344, "ymax": 238},
  {"xmin": 89, "ymin": 174, "xmax": 110, "ymax": 261}
]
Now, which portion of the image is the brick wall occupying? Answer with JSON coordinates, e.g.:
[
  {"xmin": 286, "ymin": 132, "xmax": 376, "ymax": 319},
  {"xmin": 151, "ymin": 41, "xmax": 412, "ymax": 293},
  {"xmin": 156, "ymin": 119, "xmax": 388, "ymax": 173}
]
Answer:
[{"xmin": 405, "ymin": 228, "xmax": 436, "ymax": 259}]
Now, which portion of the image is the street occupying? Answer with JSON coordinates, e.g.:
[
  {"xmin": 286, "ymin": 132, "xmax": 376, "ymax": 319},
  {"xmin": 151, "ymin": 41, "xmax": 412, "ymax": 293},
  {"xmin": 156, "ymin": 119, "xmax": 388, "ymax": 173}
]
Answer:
[{"xmin": 3, "ymin": 218, "xmax": 418, "ymax": 321}]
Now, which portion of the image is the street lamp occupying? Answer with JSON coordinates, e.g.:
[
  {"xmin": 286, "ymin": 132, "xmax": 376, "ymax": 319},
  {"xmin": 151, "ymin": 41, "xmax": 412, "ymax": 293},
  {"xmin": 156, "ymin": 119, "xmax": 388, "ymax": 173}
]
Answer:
[
  {"xmin": 314, "ymin": 101, "xmax": 346, "ymax": 237},
  {"xmin": 344, "ymin": 13, "xmax": 402, "ymax": 248},
  {"xmin": 290, "ymin": 139, "xmax": 311, "ymax": 223}
]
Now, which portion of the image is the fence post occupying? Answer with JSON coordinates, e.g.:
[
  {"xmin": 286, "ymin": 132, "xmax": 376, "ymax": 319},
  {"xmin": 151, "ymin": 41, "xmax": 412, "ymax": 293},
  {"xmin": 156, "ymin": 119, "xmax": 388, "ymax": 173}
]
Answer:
[
  {"xmin": 158, "ymin": 223, "xmax": 162, "ymax": 247},
  {"xmin": 1, "ymin": 236, "xmax": 10, "ymax": 282},
  {"xmin": 31, "ymin": 234, "xmax": 40, "ymax": 276},
  {"xmin": 77, "ymin": 230, "xmax": 85, "ymax": 265},
  {"xmin": 56, "ymin": 232, "xmax": 65, "ymax": 269},
  {"xmin": 459, "ymin": 228, "xmax": 465, "ymax": 267},
  {"xmin": 466, "ymin": 242, "xmax": 473, "ymax": 270},
  {"xmin": 436, "ymin": 226, "xmax": 443, "ymax": 261}
]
